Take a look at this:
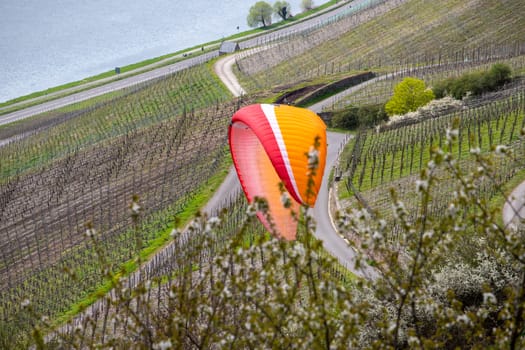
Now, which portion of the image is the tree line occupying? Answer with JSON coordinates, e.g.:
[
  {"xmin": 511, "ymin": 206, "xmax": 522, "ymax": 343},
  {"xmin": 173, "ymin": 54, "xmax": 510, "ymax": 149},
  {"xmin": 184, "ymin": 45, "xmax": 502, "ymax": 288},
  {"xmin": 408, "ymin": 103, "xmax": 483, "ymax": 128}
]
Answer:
[{"xmin": 247, "ymin": 0, "xmax": 316, "ymax": 28}]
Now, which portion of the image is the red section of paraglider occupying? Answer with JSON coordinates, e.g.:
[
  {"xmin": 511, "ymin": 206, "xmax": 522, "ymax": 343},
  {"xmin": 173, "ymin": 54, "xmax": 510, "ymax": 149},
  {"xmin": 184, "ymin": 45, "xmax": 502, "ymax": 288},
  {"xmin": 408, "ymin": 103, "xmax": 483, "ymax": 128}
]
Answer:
[{"xmin": 229, "ymin": 104, "xmax": 299, "ymax": 203}]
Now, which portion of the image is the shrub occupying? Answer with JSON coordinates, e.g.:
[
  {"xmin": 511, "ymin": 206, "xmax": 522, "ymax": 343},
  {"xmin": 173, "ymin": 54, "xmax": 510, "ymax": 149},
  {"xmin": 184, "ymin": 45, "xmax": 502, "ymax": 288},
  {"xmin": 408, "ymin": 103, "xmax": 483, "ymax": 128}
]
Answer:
[
  {"xmin": 19, "ymin": 121, "xmax": 525, "ymax": 350},
  {"xmin": 331, "ymin": 106, "xmax": 360, "ymax": 129},
  {"xmin": 433, "ymin": 63, "xmax": 513, "ymax": 99},
  {"xmin": 331, "ymin": 104, "xmax": 387, "ymax": 130},
  {"xmin": 483, "ymin": 63, "xmax": 512, "ymax": 91},
  {"xmin": 432, "ymin": 77, "xmax": 454, "ymax": 99},
  {"xmin": 385, "ymin": 77, "xmax": 435, "ymax": 116}
]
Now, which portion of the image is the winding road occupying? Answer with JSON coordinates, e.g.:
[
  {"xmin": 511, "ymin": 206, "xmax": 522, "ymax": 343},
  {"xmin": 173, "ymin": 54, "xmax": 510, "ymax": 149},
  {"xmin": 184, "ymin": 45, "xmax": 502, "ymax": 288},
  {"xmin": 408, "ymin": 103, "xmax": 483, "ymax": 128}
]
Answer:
[{"xmin": 213, "ymin": 52, "xmax": 377, "ymax": 279}]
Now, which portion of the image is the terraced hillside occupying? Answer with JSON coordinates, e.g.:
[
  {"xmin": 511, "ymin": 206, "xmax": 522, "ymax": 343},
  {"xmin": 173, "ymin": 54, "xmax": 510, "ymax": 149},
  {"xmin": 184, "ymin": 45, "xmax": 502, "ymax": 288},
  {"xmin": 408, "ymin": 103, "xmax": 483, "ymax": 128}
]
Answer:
[
  {"xmin": 236, "ymin": 0, "xmax": 525, "ymax": 93},
  {"xmin": 2, "ymin": 0, "xmax": 525, "ymax": 347},
  {"xmin": 340, "ymin": 89, "xmax": 525, "ymax": 220},
  {"xmin": 0, "ymin": 64, "xmax": 240, "ymax": 346},
  {"xmin": 326, "ymin": 57, "xmax": 525, "ymax": 109}
]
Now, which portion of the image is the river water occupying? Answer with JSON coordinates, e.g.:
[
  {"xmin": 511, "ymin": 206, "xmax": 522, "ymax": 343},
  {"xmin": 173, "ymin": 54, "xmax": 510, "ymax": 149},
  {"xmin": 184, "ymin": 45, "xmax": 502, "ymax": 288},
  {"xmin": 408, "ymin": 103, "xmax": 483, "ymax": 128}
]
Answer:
[{"xmin": 0, "ymin": 0, "xmax": 318, "ymax": 103}]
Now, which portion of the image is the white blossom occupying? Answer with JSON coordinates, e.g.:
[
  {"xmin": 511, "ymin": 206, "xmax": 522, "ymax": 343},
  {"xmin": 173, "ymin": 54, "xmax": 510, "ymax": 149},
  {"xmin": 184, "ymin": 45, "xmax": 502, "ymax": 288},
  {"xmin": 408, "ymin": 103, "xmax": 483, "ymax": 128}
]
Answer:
[
  {"xmin": 190, "ymin": 220, "xmax": 200, "ymax": 230},
  {"xmin": 386, "ymin": 97, "xmax": 463, "ymax": 127},
  {"xmin": 495, "ymin": 145, "xmax": 508, "ymax": 155},
  {"xmin": 454, "ymin": 224, "xmax": 465, "ymax": 232},
  {"xmin": 392, "ymin": 200, "xmax": 407, "ymax": 219},
  {"xmin": 280, "ymin": 192, "xmax": 291, "ymax": 208},
  {"xmin": 448, "ymin": 203, "xmax": 458, "ymax": 216},
  {"xmin": 293, "ymin": 243, "xmax": 305, "ymax": 257},
  {"xmin": 408, "ymin": 336, "xmax": 420, "ymax": 346},
  {"xmin": 307, "ymin": 146, "xmax": 319, "ymax": 170},
  {"xmin": 131, "ymin": 201, "xmax": 141, "ymax": 214},
  {"xmin": 423, "ymin": 230, "xmax": 434, "ymax": 240},
  {"xmin": 483, "ymin": 292, "xmax": 497, "ymax": 305},
  {"xmin": 470, "ymin": 147, "xmax": 481, "ymax": 155},
  {"xmin": 153, "ymin": 339, "xmax": 172, "ymax": 350},
  {"xmin": 372, "ymin": 231, "xmax": 383, "ymax": 241},
  {"xmin": 204, "ymin": 216, "xmax": 221, "ymax": 233},
  {"xmin": 415, "ymin": 179, "xmax": 429, "ymax": 192},
  {"xmin": 446, "ymin": 127, "xmax": 459, "ymax": 140},
  {"xmin": 456, "ymin": 314, "xmax": 471, "ymax": 325},
  {"xmin": 208, "ymin": 216, "xmax": 221, "ymax": 226},
  {"xmin": 246, "ymin": 203, "xmax": 257, "ymax": 217},
  {"xmin": 85, "ymin": 228, "xmax": 96, "ymax": 237},
  {"xmin": 387, "ymin": 321, "xmax": 397, "ymax": 334},
  {"xmin": 170, "ymin": 228, "xmax": 180, "ymax": 238}
]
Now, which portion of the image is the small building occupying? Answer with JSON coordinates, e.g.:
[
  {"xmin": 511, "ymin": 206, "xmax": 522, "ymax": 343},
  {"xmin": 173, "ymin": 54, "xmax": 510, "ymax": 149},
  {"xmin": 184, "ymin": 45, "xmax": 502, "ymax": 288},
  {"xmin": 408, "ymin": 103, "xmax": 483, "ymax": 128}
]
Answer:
[{"xmin": 219, "ymin": 41, "xmax": 240, "ymax": 55}]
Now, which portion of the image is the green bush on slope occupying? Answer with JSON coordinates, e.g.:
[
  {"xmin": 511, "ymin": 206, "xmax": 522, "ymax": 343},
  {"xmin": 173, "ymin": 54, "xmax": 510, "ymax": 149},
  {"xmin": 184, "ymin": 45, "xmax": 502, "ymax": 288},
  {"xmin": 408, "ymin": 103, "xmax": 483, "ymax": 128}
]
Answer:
[{"xmin": 433, "ymin": 63, "xmax": 513, "ymax": 99}]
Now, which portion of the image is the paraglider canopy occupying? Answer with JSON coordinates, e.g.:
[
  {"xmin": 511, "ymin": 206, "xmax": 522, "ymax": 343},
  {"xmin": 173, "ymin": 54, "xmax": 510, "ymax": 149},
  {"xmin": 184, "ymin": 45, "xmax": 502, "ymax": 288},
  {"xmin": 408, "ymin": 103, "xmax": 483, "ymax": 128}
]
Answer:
[{"xmin": 228, "ymin": 104, "xmax": 327, "ymax": 240}]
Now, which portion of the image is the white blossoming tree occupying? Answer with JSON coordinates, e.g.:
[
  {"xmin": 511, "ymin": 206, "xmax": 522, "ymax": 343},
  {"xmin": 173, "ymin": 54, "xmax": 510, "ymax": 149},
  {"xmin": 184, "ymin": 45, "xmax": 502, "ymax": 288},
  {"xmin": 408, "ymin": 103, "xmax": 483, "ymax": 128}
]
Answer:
[{"xmin": 24, "ymin": 133, "xmax": 525, "ymax": 349}]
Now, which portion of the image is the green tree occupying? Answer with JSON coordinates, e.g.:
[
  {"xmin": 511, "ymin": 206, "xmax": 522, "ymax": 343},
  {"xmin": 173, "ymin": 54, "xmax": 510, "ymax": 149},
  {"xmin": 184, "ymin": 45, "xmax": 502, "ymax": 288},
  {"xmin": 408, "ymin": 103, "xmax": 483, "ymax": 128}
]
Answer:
[
  {"xmin": 273, "ymin": 1, "xmax": 292, "ymax": 21},
  {"xmin": 385, "ymin": 77, "xmax": 435, "ymax": 116},
  {"xmin": 301, "ymin": 0, "xmax": 314, "ymax": 11},
  {"xmin": 247, "ymin": 1, "xmax": 273, "ymax": 28}
]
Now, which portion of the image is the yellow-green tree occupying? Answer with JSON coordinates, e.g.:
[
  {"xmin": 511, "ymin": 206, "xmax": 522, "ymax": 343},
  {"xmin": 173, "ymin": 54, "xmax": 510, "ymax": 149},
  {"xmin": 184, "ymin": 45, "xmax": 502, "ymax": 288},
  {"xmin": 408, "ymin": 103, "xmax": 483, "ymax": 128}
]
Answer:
[
  {"xmin": 273, "ymin": 1, "xmax": 291, "ymax": 21},
  {"xmin": 385, "ymin": 77, "xmax": 435, "ymax": 116},
  {"xmin": 301, "ymin": 0, "xmax": 314, "ymax": 11},
  {"xmin": 247, "ymin": 1, "xmax": 273, "ymax": 28}
]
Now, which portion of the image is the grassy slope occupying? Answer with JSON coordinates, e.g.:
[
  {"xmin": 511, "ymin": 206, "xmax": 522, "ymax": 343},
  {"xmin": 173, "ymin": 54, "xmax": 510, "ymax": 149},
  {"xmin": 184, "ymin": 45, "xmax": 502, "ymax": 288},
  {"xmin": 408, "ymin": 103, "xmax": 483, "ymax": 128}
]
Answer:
[
  {"xmin": 0, "ymin": 63, "xmax": 231, "ymax": 180},
  {"xmin": 338, "ymin": 91, "xmax": 525, "ymax": 233},
  {"xmin": 0, "ymin": 60, "xmax": 237, "ymax": 345},
  {"xmin": 331, "ymin": 57, "xmax": 525, "ymax": 109}
]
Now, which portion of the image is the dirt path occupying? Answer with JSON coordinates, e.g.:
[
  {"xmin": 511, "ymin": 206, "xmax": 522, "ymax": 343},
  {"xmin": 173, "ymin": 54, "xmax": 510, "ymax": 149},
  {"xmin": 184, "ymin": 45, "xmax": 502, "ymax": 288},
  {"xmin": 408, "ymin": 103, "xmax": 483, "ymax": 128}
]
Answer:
[{"xmin": 213, "ymin": 53, "xmax": 246, "ymax": 97}]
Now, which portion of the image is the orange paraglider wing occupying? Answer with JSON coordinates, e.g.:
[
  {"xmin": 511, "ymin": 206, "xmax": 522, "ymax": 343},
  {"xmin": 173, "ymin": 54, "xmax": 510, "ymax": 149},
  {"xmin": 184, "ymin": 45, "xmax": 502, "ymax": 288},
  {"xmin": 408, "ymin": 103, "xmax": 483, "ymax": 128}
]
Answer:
[{"xmin": 228, "ymin": 104, "xmax": 327, "ymax": 240}]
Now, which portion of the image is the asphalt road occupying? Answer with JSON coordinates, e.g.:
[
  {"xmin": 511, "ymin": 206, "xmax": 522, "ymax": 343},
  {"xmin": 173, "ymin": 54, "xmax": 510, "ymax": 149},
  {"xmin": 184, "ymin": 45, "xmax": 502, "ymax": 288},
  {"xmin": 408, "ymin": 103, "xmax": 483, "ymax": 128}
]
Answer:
[
  {"xmin": 213, "ymin": 50, "xmax": 378, "ymax": 279},
  {"xmin": 0, "ymin": 52, "xmax": 217, "ymax": 126},
  {"xmin": 312, "ymin": 132, "xmax": 377, "ymax": 279}
]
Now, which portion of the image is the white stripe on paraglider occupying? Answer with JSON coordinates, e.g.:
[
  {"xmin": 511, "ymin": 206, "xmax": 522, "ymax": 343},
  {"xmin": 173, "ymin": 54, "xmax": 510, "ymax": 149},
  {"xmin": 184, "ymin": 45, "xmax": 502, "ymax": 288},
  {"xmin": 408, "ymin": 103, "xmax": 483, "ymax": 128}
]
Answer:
[{"xmin": 261, "ymin": 104, "xmax": 303, "ymax": 204}]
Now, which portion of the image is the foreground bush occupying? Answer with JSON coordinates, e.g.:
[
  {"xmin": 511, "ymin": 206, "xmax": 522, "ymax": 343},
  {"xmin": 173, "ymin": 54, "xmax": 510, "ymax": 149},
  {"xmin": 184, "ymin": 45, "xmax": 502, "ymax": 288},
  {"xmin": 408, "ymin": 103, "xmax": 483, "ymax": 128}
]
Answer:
[{"xmin": 19, "ymin": 127, "xmax": 525, "ymax": 349}]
